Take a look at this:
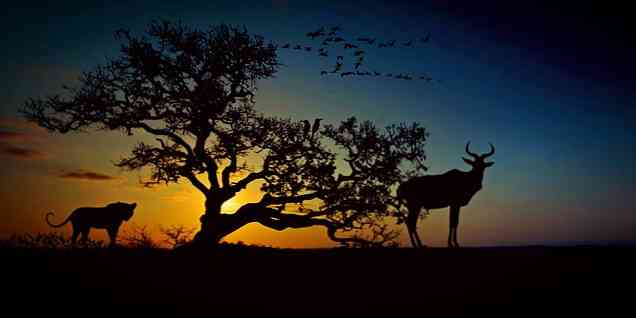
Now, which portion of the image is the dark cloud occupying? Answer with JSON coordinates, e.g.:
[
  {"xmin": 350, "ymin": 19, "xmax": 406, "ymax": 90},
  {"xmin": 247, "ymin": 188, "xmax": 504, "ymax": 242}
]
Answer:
[
  {"xmin": 0, "ymin": 130, "xmax": 31, "ymax": 141},
  {"xmin": 2, "ymin": 145, "xmax": 45, "ymax": 159},
  {"xmin": 59, "ymin": 170, "xmax": 117, "ymax": 181}
]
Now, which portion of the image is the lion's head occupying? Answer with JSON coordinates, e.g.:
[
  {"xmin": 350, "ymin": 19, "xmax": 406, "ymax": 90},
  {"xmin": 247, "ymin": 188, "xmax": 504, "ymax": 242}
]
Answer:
[{"xmin": 107, "ymin": 202, "xmax": 137, "ymax": 221}]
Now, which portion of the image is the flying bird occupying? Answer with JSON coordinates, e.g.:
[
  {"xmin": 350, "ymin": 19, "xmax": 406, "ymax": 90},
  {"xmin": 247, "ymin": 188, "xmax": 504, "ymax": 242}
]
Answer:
[
  {"xmin": 306, "ymin": 31, "xmax": 324, "ymax": 39},
  {"xmin": 332, "ymin": 61, "xmax": 343, "ymax": 73},
  {"xmin": 312, "ymin": 118, "xmax": 322, "ymax": 137},
  {"xmin": 302, "ymin": 120, "xmax": 311, "ymax": 138}
]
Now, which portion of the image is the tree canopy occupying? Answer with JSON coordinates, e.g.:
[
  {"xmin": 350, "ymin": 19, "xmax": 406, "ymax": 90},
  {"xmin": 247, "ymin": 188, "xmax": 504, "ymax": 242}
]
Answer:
[{"xmin": 21, "ymin": 20, "xmax": 428, "ymax": 247}]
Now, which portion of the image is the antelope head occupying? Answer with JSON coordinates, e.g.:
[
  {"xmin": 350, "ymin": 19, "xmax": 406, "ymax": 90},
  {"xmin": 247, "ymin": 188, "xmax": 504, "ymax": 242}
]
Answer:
[{"xmin": 463, "ymin": 142, "xmax": 495, "ymax": 173}]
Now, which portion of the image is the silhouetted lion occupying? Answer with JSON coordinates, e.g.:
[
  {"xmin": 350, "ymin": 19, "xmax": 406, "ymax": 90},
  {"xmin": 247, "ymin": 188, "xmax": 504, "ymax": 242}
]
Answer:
[{"xmin": 45, "ymin": 202, "xmax": 137, "ymax": 246}]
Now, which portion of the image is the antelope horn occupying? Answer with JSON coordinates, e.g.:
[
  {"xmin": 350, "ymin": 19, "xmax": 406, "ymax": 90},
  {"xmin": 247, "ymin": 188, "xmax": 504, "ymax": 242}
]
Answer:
[
  {"xmin": 482, "ymin": 142, "xmax": 495, "ymax": 159},
  {"xmin": 465, "ymin": 141, "xmax": 478, "ymax": 159}
]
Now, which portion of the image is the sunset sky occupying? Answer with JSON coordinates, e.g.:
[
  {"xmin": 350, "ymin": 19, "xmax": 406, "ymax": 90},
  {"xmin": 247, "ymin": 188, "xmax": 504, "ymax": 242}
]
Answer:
[{"xmin": 1, "ymin": 0, "xmax": 634, "ymax": 247}]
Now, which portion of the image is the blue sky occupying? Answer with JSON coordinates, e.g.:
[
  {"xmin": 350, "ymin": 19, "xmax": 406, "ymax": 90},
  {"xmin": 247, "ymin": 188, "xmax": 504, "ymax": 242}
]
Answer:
[{"xmin": 1, "ymin": 0, "xmax": 634, "ymax": 246}]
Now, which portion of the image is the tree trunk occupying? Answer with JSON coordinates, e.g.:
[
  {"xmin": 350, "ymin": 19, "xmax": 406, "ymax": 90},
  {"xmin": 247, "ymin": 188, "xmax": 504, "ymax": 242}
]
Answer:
[
  {"xmin": 188, "ymin": 200, "xmax": 373, "ymax": 249},
  {"xmin": 191, "ymin": 198, "xmax": 226, "ymax": 247},
  {"xmin": 190, "ymin": 196, "xmax": 254, "ymax": 247}
]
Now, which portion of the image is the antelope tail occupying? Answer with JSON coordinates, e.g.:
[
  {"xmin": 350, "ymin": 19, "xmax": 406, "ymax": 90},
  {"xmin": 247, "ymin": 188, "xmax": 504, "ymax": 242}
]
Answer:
[{"xmin": 45, "ymin": 212, "xmax": 71, "ymax": 228}]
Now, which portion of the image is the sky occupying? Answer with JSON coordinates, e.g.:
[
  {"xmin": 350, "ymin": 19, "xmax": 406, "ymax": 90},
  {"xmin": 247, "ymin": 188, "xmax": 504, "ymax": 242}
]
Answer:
[{"xmin": 1, "ymin": 0, "xmax": 634, "ymax": 247}]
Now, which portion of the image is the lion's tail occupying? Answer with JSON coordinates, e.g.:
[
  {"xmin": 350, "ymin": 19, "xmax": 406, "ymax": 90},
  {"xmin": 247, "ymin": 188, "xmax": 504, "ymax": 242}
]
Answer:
[{"xmin": 45, "ymin": 212, "xmax": 71, "ymax": 228}]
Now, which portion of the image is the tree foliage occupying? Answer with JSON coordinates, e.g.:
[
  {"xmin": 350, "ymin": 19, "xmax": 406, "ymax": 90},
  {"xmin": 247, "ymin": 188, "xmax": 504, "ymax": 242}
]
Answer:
[{"xmin": 21, "ymin": 20, "xmax": 428, "ymax": 247}]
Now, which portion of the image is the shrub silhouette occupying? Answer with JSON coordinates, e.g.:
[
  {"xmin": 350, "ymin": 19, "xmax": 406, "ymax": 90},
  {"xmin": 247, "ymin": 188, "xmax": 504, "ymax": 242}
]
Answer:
[{"xmin": 2, "ymin": 233, "xmax": 104, "ymax": 249}]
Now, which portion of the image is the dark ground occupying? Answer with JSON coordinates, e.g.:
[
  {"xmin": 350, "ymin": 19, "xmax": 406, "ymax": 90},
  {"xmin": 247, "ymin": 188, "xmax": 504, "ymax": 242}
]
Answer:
[{"xmin": 3, "ymin": 246, "xmax": 634, "ymax": 315}]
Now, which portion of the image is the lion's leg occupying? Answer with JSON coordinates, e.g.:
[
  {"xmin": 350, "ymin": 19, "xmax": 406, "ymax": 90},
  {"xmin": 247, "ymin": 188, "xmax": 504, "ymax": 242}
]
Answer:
[
  {"xmin": 79, "ymin": 228, "xmax": 90, "ymax": 245},
  {"xmin": 71, "ymin": 226, "xmax": 79, "ymax": 246},
  {"xmin": 107, "ymin": 226, "xmax": 119, "ymax": 247}
]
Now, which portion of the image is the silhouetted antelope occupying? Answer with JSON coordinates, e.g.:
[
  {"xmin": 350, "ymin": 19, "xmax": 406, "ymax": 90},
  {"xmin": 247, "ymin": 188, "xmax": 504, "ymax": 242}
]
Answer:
[{"xmin": 397, "ymin": 142, "xmax": 495, "ymax": 248}]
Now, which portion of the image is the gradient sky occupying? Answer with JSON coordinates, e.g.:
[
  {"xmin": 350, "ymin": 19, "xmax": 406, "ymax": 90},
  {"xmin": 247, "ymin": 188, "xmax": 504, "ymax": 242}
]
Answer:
[{"xmin": 1, "ymin": 0, "xmax": 634, "ymax": 247}]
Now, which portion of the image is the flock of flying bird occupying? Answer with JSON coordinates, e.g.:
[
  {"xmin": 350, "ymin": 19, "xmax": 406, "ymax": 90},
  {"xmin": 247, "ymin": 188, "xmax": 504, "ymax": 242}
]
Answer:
[{"xmin": 277, "ymin": 26, "xmax": 438, "ymax": 82}]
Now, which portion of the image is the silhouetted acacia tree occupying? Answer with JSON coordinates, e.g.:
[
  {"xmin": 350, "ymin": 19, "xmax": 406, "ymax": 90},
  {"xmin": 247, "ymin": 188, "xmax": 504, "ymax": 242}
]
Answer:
[{"xmin": 21, "ymin": 20, "xmax": 428, "ymax": 247}]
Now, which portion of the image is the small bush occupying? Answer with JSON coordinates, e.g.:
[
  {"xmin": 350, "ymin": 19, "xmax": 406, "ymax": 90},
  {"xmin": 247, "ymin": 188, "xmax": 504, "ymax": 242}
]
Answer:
[
  {"xmin": 120, "ymin": 223, "xmax": 160, "ymax": 249},
  {"xmin": 159, "ymin": 225, "xmax": 195, "ymax": 249}
]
